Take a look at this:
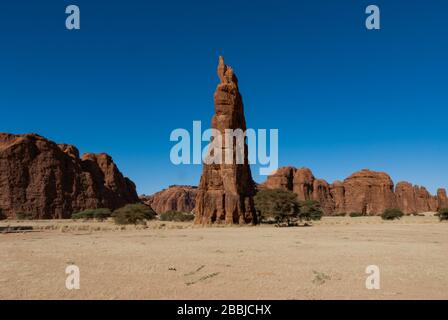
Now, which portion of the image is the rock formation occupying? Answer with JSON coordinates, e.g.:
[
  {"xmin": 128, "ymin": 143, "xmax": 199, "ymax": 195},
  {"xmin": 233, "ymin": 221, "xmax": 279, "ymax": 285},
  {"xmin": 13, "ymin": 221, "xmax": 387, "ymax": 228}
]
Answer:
[
  {"xmin": 395, "ymin": 182, "xmax": 418, "ymax": 214},
  {"xmin": 263, "ymin": 166, "xmax": 294, "ymax": 191},
  {"xmin": 414, "ymin": 186, "xmax": 438, "ymax": 213},
  {"xmin": 141, "ymin": 185, "xmax": 197, "ymax": 214},
  {"xmin": 395, "ymin": 182, "xmax": 439, "ymax": 214},
  {"xmin": 437, "ymin": 188, "xmax": 448, "ymax": 210},
  {"xmin": 0, "ymin": 133, "xmax": 139, "ymax": 219},
  {"xmin": 293, "ymin": 168, "xmax": 315, "ymax": 200},
  {"xmin": 263, "ymin": 166, "xmax": 334, "ymax": 213},
  {"xmin": 312, "ymin": 179, "xmax": 335, "ymax": 214},
  {"xmin": 330, "ymin": 181, "xmax": 345, "ymax": 213},
  {"xmin": 193, "ymin": 56, "xmax": 257, "ymax": 224},
  {"xmin": 342, "ymin": 169, "xmax": 397, "ymax": 215},
  {"xmin": 263, "ymin": 166, "xmax": 446, "ymax": 215}
]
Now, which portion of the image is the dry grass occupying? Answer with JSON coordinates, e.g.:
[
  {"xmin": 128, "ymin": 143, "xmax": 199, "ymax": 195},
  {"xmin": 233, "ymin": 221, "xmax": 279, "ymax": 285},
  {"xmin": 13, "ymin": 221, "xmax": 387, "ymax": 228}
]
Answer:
[{"xmin": 0, "ymin": 219, "xmax": 193, "ymax": 234}]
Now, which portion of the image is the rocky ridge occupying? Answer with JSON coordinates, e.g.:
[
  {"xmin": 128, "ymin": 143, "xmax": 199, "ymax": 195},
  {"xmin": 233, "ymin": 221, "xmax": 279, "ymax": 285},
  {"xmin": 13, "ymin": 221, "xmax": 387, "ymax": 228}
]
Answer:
[{"xmin": 0, "ymin": 133, "xmax": 139, "ymax": 218}]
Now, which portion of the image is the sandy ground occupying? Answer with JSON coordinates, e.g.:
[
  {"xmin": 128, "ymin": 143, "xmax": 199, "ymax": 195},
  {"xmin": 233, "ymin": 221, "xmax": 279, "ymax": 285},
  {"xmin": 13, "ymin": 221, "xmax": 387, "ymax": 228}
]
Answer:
[{"xmin": 0, "ymin": 215, "xmax": 447, "ymax": 300}]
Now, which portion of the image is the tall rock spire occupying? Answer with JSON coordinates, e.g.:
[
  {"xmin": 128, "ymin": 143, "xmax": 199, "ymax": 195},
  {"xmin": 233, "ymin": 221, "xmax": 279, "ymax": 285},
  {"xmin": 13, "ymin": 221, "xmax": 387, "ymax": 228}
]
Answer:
[{"xmin": 194, "ymin": 56, "xmax": 257, "ymax": 225}]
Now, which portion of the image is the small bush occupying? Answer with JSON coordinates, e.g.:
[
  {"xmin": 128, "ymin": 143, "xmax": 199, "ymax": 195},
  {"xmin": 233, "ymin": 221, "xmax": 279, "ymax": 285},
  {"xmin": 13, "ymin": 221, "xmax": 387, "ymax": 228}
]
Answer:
[
  {"xmin": 113, "ymin": 204, "xmax": 156, "ymax": 225},
  {"xmin": 381, "ymin": 208, "xmax": 404, "ymax": 220},
  {"xmin": 438, "ymin": 208, "xmax": 448, "ymax": 221},
  {"xmin": 0, "ymin": 209, "xmax": 7, "ymax": 221},
  {"xmin": 349, "ymin": 212, "xmax": 364, "ymax": 217},
  {"xmin": 72, "ymin": 208, "xmax": 112, "ymax": 221},
  {"xmin": 72, "ymin": 210, "xmax": 94, "ymax": 220},
  {"xmin": 160, "ymin": 211, "xmax": 194, "ymax": 222},
  {"xmin": 16, "ymin": 211, "xmax": 34, "ymax": 220}
]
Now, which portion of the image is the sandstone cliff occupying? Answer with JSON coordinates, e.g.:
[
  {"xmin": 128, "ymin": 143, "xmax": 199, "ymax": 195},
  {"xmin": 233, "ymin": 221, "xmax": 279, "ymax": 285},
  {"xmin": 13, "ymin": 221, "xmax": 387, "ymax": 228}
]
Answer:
[
  {"xmin": 263, "ymin": 166, "xmax": 446, "ymax": 215},
  {"xmin": 141, "ymin": 185, "xmax": 197, "ymax": 214},
  {"xmin": 343, "ymin": 169, "xmax": 397, "ymax": 215},
  {"xmin": 0, "ymin": 133, "xmax": 139, "ymax": 218},
  {"xmin": 437, "ymin": 188, "xmax": 448, "ymax": 210}
]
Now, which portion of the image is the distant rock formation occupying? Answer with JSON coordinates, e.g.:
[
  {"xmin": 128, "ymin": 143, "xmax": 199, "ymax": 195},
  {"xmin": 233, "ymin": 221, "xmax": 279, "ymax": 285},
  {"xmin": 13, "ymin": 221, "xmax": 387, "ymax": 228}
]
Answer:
[
  {"xmin": 330, "ymin": 181, "xmax": 346, "ymax": 213},
  {"xmin": 312, "ymin": 179, "xmax": 335, "ymax": 214},
  {"xmin": 193, "ymin": 56, "xmax": 257, "ymax": 224},
  {"xmin": 263, "ymin": 166, "xmax": 446, "ymax": 215},
  {"xmin": 293, "ymin": 168, "xmax": 315, "ymax": 201},
  {"xmin": 396, "ymin": 182, "xmax": 438, "ymax": 214},
  {"xmin": 0, "ymin": 133, "xmax": 139, "ymax": 219},
  {"xmin": 395, "ymin": 182, "xmax": 418, "ymax": 214},
  {"xmin": 343, "ymin": 169, "xmax": 397, "ymax": 215},
  {"xmin": 141, "ymin": 185, "xmax": 197, "ymax": 214},
  {"xmin": 437, "ymin": 188, "xmax": 448, "ymax": 210}
]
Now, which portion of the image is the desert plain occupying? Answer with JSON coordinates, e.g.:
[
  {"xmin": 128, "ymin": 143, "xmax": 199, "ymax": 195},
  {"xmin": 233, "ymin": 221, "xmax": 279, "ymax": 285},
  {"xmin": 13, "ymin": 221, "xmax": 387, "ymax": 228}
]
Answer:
[{"xmin": 0, "ymin": 215, "xmax": 447, "ymax": 300}]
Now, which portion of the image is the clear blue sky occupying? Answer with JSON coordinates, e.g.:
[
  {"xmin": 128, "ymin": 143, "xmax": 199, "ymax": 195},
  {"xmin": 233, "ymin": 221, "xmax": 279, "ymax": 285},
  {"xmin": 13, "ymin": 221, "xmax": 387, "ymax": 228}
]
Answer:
[{"xmin": 1, "ymin": 0, "xmax": 447, "ymax": 195}]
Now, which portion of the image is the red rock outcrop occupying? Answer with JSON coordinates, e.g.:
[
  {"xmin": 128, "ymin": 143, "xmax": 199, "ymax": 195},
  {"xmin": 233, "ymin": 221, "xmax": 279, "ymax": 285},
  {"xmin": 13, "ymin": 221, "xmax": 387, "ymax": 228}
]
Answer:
[
  {"xmin": 141, "ymin": 185, "xmax": 197, "ymax": 214},
  {"xmin": 0, "ymin": 133, "xmax": 139, "ymax": 219},
  {"xmin": 330, "ymin": 181, "xmax": 345, "ymax": 214},
  {"xmin": 395, "ymin": 182, "xmax": 418, "ymax": 214},
  {"xmin": 263, "ymin": 166, "xmax": 294, "ymax": 191},
  {"xmin": 263, "ymin": 166, "xmax": 445, "ymax": 215},
  {"xmin": 293, "ymin": 168, "xmax": 315, "ymax": 201},
  {"xmin": 194, "ymin": 56, "xmax": 257, "ymax": 224},
  {"xmin": 414, "ymin": 186, "xmax": 437, "ymax": 212},
  {"xmin": 264, "ymin": 167, "xmax": 317, "ymax": 200},
  {"xmin": 312, "ymin": 179, "xmax": 335, "ymax": 214},
  {"xmin": 263, "ymin": 166, "xmax": 336, "ymax": 214},
  {"xmin": 437, "ymin": 188, "xmax": 448, "ymax": 210},
  {"xmin": 339, "ymin": 169, "xmax": 397, "ymax": 215}
]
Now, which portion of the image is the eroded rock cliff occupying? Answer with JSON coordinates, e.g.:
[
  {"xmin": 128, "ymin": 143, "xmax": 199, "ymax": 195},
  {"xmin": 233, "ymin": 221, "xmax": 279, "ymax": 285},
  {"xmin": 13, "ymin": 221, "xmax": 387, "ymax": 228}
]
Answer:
[{"xmin": 0, "ymin": 133, "xmax": 139, "ymax": 218}]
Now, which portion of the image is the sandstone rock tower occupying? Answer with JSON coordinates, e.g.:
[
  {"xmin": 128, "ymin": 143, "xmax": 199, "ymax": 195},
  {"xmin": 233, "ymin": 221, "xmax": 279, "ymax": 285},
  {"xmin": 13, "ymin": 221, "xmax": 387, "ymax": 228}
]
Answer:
[{"xmin": 194, "ymin": 56, "xmax": 257, "ymax": 225}]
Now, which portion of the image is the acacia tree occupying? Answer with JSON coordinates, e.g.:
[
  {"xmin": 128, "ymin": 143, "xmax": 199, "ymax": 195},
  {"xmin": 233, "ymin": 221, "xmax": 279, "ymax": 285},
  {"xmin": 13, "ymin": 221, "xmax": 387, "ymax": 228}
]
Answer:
[
  {"xmin": 254, "ymin": 189, "xmax": 300, "ymax": 224},
  {"xmin": 438, "ymin": 208, "xmax": 448, "ymax": 221},
  {"xmin": 112, "ymin": 204, "xmax": 156, "ymax": 225},
  {"xmin": 298, "ymin": 200, "xmax": 323, "ymax": 222},
  {"xmin": 381, "ymin": 208, "xmax": 404, "ymax": 220}
]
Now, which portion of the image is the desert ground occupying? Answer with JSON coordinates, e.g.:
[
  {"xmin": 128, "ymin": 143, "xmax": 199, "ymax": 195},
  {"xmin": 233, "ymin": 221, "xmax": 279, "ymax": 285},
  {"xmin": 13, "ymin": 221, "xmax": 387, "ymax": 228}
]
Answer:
[{"xmin": 0, "ymin": 215, "xmax": 447, "ymax": 300}]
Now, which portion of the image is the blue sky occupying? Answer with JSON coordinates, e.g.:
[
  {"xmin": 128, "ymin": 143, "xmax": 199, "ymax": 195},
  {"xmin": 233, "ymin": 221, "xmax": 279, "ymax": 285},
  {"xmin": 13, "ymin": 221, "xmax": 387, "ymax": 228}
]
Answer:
[{"xmin": 1, "ymin": 0, "xmax": 447, "ymax": 195}]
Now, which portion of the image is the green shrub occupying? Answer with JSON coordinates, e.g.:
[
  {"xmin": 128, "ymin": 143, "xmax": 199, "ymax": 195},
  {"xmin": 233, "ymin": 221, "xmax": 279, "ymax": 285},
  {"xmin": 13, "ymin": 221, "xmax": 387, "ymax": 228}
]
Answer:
[
  {"xmin": 160, "ymin": 211, "xmax": 194, "ymax": 222},
  {"xmin": 0, "ymin": 209, "xmax": 7, "ymax": 221},
  {"xmin": 438, "ymin": 208, "xmax": 448, "ymax": 221},
  {"xmin": 298, "ymin": 200, "xmax": 323, "ymax": 222},
  {"xmin": 381, "ymin": 208, "xmax": 404, "ymax": 220},
  {"xmin": 112, "ymin": 204, "xmax": 156, "ymax": 225},
  {"xmin": 254, "ymin": 189, "xmax": 300, "ymax": 224},
  {"xmin": 349, "ymin": 212, "xmax": 364, "ymax": 217},
  {"xmin": 72, "ymin": 208, "xmax": 112, "ymax": 221},
  {"xmin": 72, "ymin": 210, "xmax": 94, "ymax": 220},
  {"xmin": 16, "ymin": 211, "xmax": 34, "ymax": 220}
]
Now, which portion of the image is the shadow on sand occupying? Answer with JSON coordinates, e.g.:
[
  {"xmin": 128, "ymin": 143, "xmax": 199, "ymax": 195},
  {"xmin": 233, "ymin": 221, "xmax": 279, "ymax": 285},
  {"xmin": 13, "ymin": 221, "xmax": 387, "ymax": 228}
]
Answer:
[{"xmin": 0, "ymin": 226, "xmax": 35, "ymax": 234}]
